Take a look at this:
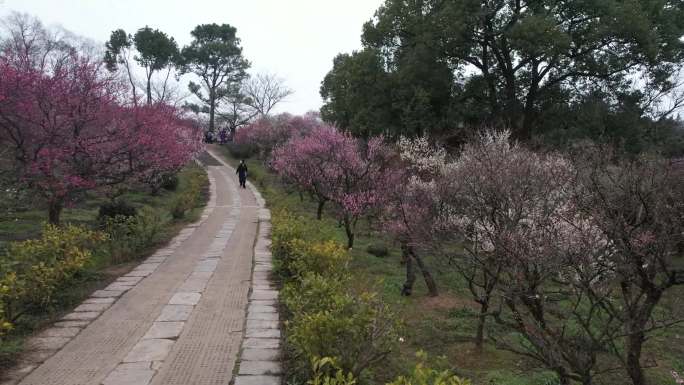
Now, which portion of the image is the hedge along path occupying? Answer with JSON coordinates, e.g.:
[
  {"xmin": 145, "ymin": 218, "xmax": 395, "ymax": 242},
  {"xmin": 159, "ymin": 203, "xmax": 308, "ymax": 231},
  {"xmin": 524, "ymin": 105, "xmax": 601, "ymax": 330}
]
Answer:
[
  {"xmin": 206, "ymin": 147, "xmax": 282, "ymax": 385},
  {"xmin": 2, "ymin": 151, "xmax": 275, "ymax": 385}
]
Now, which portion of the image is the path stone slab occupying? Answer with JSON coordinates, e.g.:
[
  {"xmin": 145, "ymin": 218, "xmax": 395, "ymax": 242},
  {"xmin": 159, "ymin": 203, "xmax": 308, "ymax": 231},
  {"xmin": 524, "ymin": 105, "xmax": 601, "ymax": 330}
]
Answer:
[
  {"xmin": 143, "ymin": 322, "xmax": 184, "ymax": 339},
  {"xmin": 124, "ymin": 271, "xmax": 151, "ymax": 278},
  {"xmin": 156, "ymin": 305, "xmax": 193, "ymax": 322},
  {"xmin": 247, "ymin": 312, "xmax": 279, "ymax": 321},
  {"xmin": 251, "ymin": 299, "xmax": 277, "ymax": 307},
  {"xmin": 234, "ymin": 375, "xmax": 281, "ymax": 385},
  {"xmin": 116, "ymin": 276, "xmax": 143, "ymax": 284},
  {"xmin": 74, "ymin": 302, "xmax": 111, "ymax": 312},
  {"xmin": 242, "ymin": 338, "xmax": 280, "ymax": 349},
  {"xmin": 27, "ymin": 337, "xmax": 71, "ymax": 351},
  {"xmin": 105, "ymin": 284, "xmax": 134, "ymax": 292},
  {"xmin": 248, "ymin": 304, "xmax": 277, "ymax": 313},
  {"xmin": 24, "ymin": 350, "xmax": 55, "ymax": 363},
  {"xmin": 239, "ymin": 361, "xmax": 282, "ymax": 375},
  {"xmin": 194, "ymin": 260, "xmax": 218, "ymax": 272},
  {"xmin": 62, "ymin": 311, "xmax": 100, "ymax": 321},
  {"xmin": 134, "ymin": 263, "xmax": 160, "ymax": 272},
  {"xmin": 250, "ymin": 290, "xmax": 278, "ymax": 301},
  {"xmin": 92, "ymin": 289, "xmax": 125, "ymax": 298},
  {"xmin": 252, "ymin": 284, "xmax": 275, "ymax": 291},
  {"xmin": 169, "ymin": 292, "xmax": 201, "ymax": 306},
  {"xmin": 83, "ymin": 297, "xmax": 116, "ymax": 304},
  {"xmin": 245, "ymin": 328, "xmax": 280, "ymax": 339},
  {"xmin": 54, "ymin": 320, "xmax": 90, "ymax": 328},
  {"xmin": 246, "ymin": 319, "xmax": 278, "ymax": 329},
  {"xmin": 39, "ymin": 327, "xmax": 80, "ymax": 338},
  {"xmin": 188, "ymin": 271, "xmax": 212, "ymax": 280},
  {"xmin": 123, "ymin": 339, "xmax": 174, "ymax": 363},
  {"xmin": 241, "ymin": 348, "xmax": 279, "ymax": 361},
  {"xmin": 103, "ymin": 365, "xmax": 155, "ymax": 385},
  {"xmin": 178, "ymin": 279, "xmax": 208, "ymax": 293}
]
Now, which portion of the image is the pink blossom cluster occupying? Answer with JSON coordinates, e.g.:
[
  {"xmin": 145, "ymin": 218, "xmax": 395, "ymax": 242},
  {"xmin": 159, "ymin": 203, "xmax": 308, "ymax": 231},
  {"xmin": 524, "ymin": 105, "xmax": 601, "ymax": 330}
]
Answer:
[
  {"xmin": 271, "ymin": 122, "xmax": 399, "ymax": 247},
  {"xmin": 0, "ymin": 48, "xmax": 203, "ymax": 221},
  {"xmin": 234, "ymin": 112, "xmax": 323, "ymax": 158}
]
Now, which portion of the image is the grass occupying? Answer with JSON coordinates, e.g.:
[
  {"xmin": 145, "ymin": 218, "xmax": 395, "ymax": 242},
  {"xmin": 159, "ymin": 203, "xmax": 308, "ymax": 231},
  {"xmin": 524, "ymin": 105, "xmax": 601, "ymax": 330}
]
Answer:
[
  {"xmin": 216, "ymin": 144, "xmax": 684, "ymax": 385},
  {"xmin": 0, "ymin": 163, "xmax": 209, "ymax": 369}
]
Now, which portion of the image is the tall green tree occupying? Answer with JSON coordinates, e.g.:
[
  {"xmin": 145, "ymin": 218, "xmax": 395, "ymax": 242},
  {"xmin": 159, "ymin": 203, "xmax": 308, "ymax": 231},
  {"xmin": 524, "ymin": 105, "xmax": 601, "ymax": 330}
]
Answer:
[
  {"xmin": 324, "ymin": 0, "xmax": 684, "ymax": 141},
  {"xmin": 320, "ymin": 49, "xmax": 397, "ymax": 138},
  {"xmin": 178, "ymin": 24, "xmax": 250, "ymax": 133},
  {"xmin": 104, "ymin": 29, "xmax": 138, "ymax": 105},
  {"xmin": 133, "ymin": 26, "xmax": 179, "ymax": 105}
]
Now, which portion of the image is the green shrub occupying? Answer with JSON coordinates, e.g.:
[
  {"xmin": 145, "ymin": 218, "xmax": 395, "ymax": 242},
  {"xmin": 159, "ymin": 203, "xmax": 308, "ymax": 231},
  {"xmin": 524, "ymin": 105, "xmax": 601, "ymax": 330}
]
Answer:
[
  {"xmin": 366, "ymin": 242, "xmax": 389, "ymax": 258},
  {"xmin": 287, "ymin": 290, "xmax": 399, "ymax": 379},
  {"xmin": 288, "ymin": 240, "xmax": 350, "ymax": 280},
  {"xmin": 98, "ymin": 200, "xmax": 137, "ymax": 222},
  {"xmin": 0, "ymin": 224, "xmax": 105, "ymax": 337},
  {"xmin": 170, "ymin": 171, "xmax": 205, "ymax": 219},
  {"xmin": 282, "ymin": 273, "xmax": 350, "ymax": 318},
  {"xmin": 307, "ymin": 357, "xmax": 357, "ymax": 385},
  {"xmin": 160, "ymin": 173, "xmax": 180, "ymax": 191},
  {"xmin": 271, "ymin": 210, "xmax": 306, "ymax": 259},
  {"xmin": 103, "ymin": 207, "xmax": 164, "ymax": 263},
  {"xmin": 387, "ymin": 351, "xmax": 471, "ymax": 385},
  {"xmin": 273, "ymin": 208, "xmax": 401, "ymax": 382}
]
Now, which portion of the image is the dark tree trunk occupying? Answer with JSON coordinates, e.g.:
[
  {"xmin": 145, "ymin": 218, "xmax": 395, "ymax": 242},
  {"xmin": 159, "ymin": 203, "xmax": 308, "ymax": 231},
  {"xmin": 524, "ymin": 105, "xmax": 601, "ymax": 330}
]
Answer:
[
  {"xmin": 475, "ymin": 300, "xmax": 489, "ymax": 349},
  {"xmin": 343, "ymin": 217, "xmax": 354, "ymax": 249},
  {"xmin": 316, "ymin": 200, "xmax": 325, "ymax": 220},
  {"xmin": 410, "ymin": 248, "xmax": 438, "ymax": 297},
  {"xmin": 401, "ymin": 244, "xmax": 416, "ymax": 296},
  {"xmin": 209, "ymin": 88, "xmax": 216, "ymax": 133},
  {"xmin": 146, "ymin": 72, "xmax": 153, "ymax": 105},
  {"xmin": 48, "ymin": 201, "xmax": 62, "ymax": 225},
  {"xmin": 626, "ymin": 332, "xmax": 645, "ymax": 385}
]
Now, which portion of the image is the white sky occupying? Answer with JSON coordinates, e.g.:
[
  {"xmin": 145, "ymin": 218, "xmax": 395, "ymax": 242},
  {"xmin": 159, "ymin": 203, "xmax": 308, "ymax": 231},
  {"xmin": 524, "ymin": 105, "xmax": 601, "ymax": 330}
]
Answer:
[{"xmin": 0, "ymin": 0, "xmax": 384, "ymax": 114}]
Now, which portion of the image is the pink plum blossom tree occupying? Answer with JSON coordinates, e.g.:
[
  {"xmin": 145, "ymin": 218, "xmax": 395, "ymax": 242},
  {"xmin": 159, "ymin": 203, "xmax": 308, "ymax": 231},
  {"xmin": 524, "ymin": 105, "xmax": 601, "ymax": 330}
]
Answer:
[
  {"xmin": 271, "ymin": 124, "xmax": 398, "ymax": 248},
  {"xmin": 234, "ymin": 113, "xmax": 321, "ymax": 159},
  {"xmin": 0, "ymin": 45, "xmax": 202, "ymax": 224},
  {"xmin": 432, "ymin": 131, "xmax": 620, "ymax": 385}
]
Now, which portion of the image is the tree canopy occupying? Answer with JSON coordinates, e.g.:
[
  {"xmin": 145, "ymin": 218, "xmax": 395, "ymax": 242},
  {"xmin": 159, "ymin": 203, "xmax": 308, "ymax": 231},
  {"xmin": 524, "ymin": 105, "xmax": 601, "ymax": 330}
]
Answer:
[
  {"xmin": 321, "ymin": 0, "xmax": 684, "ymax": 149},
  {"xmin": 178, "ymin": 23, "xmax": 250, "ymax": 133}
]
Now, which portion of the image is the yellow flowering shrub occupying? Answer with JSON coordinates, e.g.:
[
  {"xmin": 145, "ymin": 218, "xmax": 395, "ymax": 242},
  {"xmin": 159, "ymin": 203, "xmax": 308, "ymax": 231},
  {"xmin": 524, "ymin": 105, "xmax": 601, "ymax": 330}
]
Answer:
[{"xmin": 0, "ymin": 224, "xmax": 104, "ymax": 338}]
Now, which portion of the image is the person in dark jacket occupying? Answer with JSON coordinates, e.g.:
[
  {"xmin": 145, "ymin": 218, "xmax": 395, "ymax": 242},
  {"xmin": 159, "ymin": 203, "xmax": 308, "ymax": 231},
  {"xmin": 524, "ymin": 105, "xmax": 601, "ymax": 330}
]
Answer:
[{"xmin": 236, "ymin": 160, "xmax": 248, "ymax": 188}]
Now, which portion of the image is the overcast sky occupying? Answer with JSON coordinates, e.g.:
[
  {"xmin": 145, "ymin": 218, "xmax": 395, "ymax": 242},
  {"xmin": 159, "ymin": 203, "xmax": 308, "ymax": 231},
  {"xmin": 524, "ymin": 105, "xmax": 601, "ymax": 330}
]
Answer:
[{"xmin": 0, "ymin": 0, "xmax": 384, "ymax": 114}]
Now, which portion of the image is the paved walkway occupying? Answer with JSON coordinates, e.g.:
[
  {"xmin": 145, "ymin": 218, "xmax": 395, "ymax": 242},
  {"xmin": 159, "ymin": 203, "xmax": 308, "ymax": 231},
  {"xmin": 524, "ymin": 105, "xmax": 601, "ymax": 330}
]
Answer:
[{"xmin": 3, "ymin": 151, "xmax": 280, "ymax": 385}]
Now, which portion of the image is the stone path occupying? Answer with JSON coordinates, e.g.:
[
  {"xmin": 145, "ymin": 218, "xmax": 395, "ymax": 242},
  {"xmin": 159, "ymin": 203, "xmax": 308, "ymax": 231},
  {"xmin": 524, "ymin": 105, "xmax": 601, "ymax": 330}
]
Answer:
[
  {"xmin": 2, "ymin": 150, "xmax": 282, "ymax": 385},
  {"xmin": 207, "ymin": 148, "xmax": 282, "ymax": 385}
]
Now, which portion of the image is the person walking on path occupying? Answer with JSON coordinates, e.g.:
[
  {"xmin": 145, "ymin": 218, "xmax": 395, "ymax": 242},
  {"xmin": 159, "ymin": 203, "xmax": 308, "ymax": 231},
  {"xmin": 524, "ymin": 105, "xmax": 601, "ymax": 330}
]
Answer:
[{"xmin": 236, "ymin": 160, "xmax": 248, "ymax": 188}]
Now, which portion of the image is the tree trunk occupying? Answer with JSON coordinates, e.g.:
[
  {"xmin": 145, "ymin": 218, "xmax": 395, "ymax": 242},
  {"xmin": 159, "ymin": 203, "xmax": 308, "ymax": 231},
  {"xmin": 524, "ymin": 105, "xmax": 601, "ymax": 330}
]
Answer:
[
  {"xmin": 146, "ymin": 72, "xmax": 153, "ymax": 105},
  {"xmin": 316, "ymin": 200, "xmax": 325, "ymax": 220},
  {"xmin": 401, "ymin": 244, "xmax": 416, "ymax": 296},
  {"xmin": 48, "ymin": 201, "xmax": 63, "ymax": 225},
  {"xmin": 410, "ymin": 248, "xmax": 438, "ymax": 297},
  {"xmin": 475, "ymin": 300, "xmax": 489, "ymax": 349},
  {"xmin": 626, "ymin": 332, "xmax": 645, "ymax": 385},
  {"xmin": 209, "ymin": 88, "xmax": 216, "ymax": 133},
  {"xmin": 343, "ymin": 217, "xmax": 354, "ymax": 249}
]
